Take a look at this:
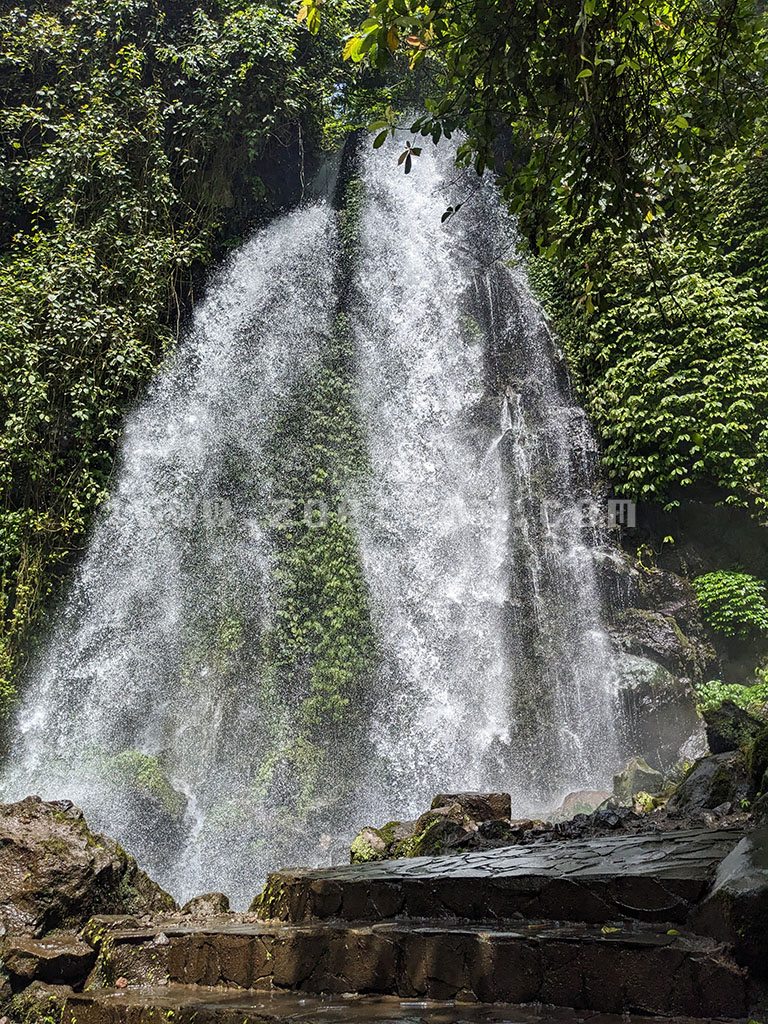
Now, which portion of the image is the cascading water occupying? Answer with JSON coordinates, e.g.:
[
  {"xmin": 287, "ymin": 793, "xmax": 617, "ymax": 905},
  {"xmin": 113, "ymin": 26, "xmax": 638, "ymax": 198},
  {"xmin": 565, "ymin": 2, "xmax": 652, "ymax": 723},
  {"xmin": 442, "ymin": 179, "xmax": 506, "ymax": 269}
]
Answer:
[{"xmin": 0, "ymin": 136, "xmax": 621, "ymax": 906}]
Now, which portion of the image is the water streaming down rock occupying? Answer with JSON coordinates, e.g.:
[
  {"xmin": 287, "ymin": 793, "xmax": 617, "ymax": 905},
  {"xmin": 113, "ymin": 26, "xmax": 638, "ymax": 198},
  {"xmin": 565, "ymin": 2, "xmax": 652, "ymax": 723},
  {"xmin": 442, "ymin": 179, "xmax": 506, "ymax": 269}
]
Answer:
[
  {"xmin": 1, "ymin": 138, "xmax": 621, "ymax": 905},
  {"xmin": 352, "ymin": 140, "xmax": 620, "ymax": 815},
  {"xmin": 0, "ymin": 204, "xmax": 340, "ymax": 902}
]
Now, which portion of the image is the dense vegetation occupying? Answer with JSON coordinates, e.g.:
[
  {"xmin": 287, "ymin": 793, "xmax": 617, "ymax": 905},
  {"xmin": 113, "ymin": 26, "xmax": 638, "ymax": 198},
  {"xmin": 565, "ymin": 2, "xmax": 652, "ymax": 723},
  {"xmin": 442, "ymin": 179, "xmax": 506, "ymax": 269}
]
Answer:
[
  {"xmin": 692, "ymin": 570, "xmax": 768, "ymax": 638},
  {"xmin": 0, "ymin": 0, "xmax": 352, "ymax": 711},
  {"xmin": 528, "ymin": 147, "xmax": 768, "ymax": 515},
  {"xmin": 337, "ymin": 0, "xmax": 768, "ymax": 241}
]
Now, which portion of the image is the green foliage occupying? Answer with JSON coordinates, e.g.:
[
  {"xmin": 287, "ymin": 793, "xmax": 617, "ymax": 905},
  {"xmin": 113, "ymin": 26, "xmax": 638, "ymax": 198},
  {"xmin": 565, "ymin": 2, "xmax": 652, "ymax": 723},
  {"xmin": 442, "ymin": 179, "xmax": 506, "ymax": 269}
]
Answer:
[
  {"xmin": 107, "ymin": 749, "xmax": 187, "ymax": 822},
  {"xmin": 324, "ymin": 0, "xmax": 768, "ymax": 518},
  {"xmin": 692, "ymin": 571, "xmax": 768, "ymax": 637},
  {"xmin": 694, "ymin": 679, "xmax": 768, "ymax": 715},
  {"xmin": 0, "ymin": 0, "xmax": 344, "ymax": 711},
  {"xmin": 336, "ymin": 0, "xmax": 768, "ymax": 253},
  {"xmin": 264, "ymin": 312, "xmax": 376, "ymax": 739}
]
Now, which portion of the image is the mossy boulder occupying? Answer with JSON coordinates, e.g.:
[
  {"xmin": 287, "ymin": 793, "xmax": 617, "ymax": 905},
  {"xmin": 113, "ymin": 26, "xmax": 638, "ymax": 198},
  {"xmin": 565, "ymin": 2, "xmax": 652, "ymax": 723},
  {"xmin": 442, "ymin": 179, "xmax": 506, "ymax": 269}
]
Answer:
[
  {"xmin": 613, "ymin": 757, "xmax": 665, "ymax": 806},
  {"xmin": 181, "ymin": 892, "xmax": 230, "ymax": 917},
  {"xmin": 349, "ymin": 828, "xmax": 390, "ymax": 863},
  {"xmin": 2, "ymin": 980, "xmax": 72, "ymax": 1024},
  {"xmin": 746, "ymin": 724, "xmax": 768, "ymax": 803},
  {"xmin": 0, "ymin": 796, "xmax": 176, "ymax": 937},
  {"xmin": 349, "ymin": 793, "xmax": 514, "ymax": 863}
]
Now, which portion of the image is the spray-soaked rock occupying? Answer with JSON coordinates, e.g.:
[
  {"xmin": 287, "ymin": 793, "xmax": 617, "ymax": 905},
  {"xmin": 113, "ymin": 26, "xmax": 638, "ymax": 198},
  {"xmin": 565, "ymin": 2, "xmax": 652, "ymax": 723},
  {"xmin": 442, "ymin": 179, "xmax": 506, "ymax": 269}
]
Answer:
[
  {"xmin": 181, "ymin": 893, "xmax": 230, "ymax": 917},
  {"xmin": 704, "ymin": 700, "xmax": 765, "ymax": 754},
  {"xmin": 0, "ymin": 935, "xmax": 95, "ymax": 986},
  {"xmin": 690, "ymin": 827, "xmax": 768, "ymax": 983},
  {"xmin": 613, "ymin": 756, "xmax": 665, "ymax": 805},
  {"xmin": 429, "ymin": 792, "xmax": 511, "ymax": 820},
  {"xmin": 0, "ymin": 797, "xmax": 177, "ymax": 937},
  {"xmin": 350, "ymin": 793, "xmax": 519, "ymax": 863},
  {"xmin": 614, "ymin": 654, "xmax": 707, "ymax": 770},
  {"xmin": 667, "ymin": 751, "xmax": 753, "ymax": 816}
]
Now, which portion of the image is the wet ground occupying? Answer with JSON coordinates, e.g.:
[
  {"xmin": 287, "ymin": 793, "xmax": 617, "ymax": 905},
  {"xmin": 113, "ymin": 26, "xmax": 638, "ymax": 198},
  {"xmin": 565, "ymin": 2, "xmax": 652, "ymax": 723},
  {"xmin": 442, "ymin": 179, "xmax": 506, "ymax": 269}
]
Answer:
[{"xmin": 64, "ymin": 987, "xmax": 742, "ymax": 1024}]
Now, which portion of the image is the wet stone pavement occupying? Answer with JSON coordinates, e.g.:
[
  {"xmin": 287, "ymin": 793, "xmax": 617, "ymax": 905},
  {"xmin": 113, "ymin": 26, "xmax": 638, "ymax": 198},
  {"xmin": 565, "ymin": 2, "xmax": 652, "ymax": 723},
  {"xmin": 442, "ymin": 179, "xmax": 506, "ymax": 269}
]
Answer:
[{"xmin": 47, "ymin": 826, "xmax": 768, "ymax": 1023}]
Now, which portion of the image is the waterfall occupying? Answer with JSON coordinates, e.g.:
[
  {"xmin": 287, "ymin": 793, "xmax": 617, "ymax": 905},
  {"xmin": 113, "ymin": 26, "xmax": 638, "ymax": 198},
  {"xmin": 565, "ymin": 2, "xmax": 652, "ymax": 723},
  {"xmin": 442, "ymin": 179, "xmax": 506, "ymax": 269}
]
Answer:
[
  {"xmin": 351, "ymin": 142, "xmax": 619, "ymax": 814},
  {"xmin": 0, "ymin": 138, "xmax": 620, "ymax": 907}
]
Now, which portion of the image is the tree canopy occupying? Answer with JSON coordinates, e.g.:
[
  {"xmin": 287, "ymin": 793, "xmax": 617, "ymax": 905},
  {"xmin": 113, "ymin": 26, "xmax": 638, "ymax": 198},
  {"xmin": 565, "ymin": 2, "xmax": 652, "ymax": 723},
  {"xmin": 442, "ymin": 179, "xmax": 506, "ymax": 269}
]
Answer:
[{"xmin": 324, "ymin": 0, "xmax": 768, "ymax": 255}]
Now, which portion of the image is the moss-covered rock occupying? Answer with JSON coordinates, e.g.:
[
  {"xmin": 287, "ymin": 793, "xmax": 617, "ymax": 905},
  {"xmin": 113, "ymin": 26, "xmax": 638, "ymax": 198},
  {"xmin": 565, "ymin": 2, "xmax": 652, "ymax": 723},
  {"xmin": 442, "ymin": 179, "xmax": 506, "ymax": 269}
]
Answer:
[
  {"xmin": 106, "ymin": 750, "xmax": 187, "ymax": 825},
  {"xmin": 181, "ymin": 892, "xmax": 230, "ymax": 917},
  {"xmin": 667, "ymin": 751, "xmax": 752, "ymax": 815},
  {"xmin": 3, "ymin": 980, "xmax": 72, "ymax": 1024},
  {"xmin": 704, "ymin": 700, "xmax": 765, "ymax": 755},
  {"xmin": 349, "ymin": 793, "xmax": 518, "ymax": 863},
  {"xmin": 613, "ymin": 757, "xmax": 665, "ymax": 805},
  {"xmin": 0, "ymin": 796, "xmax": 176, "ymax": 937},
  {"xmin": 747, "ymin": 724, "xmax": 768, "ymax": 790}
]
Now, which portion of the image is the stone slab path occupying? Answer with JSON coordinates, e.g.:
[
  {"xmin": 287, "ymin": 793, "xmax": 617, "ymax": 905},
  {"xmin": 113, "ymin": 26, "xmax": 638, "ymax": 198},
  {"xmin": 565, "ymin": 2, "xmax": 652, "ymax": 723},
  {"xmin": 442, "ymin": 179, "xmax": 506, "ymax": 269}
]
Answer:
[{"xmin": 64, "ymin": 827, "xmax": 759, "ymax": 1021}]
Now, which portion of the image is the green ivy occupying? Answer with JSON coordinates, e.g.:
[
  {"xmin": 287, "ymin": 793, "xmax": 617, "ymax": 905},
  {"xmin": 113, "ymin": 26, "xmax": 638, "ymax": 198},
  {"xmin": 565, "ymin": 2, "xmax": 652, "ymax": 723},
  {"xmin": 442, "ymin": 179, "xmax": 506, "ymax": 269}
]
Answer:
[
  {"xmin": 256, "ymin": 304, "xmax": 377, "ymax": 809},
  {"xmin": 692, "ymin": 571, "xmax": 768, "ymax": 638},
  {"xmin": 530, "ymin": 148, "xmax": 768, "ymax": 517}
]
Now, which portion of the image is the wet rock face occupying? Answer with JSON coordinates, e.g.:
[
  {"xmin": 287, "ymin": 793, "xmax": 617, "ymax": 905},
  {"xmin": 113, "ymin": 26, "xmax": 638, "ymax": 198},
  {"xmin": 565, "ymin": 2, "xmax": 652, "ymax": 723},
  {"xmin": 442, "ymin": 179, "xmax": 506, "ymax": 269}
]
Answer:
[
  {"xmin": 615, "ymin": 654, "xmax": 707, "ymax": 770},
  {"xmin": 349, "ymin": 793, "xmax": 527, "ymax": 863},
  {"xmin": 691, "ymin": 827, "xmax": 768, "ymax": 983},
  {"xmin": 612, "ymin": 757, "xmax": 665, "ymax": 805},
  {"xmin": 599, "ymin": 554, "xmax": 715, "ymax": 682},
  {"xmin": 430, "ymin": 792, "xmax": 511, "ymax": 820},
  {"xmin": 181, "ymin": 893, "xmax": 231, "ymax": 917},
  {"xmin": 599, "ymin": 552, "xmax": 715, "ymax": 773},
  {"xmin": 0, "ymin": 796, "xmax": 177, "ymax": 937},
  {"xmin": 0, "ymin": 935, "xmax": 95, "ymax": 986}
]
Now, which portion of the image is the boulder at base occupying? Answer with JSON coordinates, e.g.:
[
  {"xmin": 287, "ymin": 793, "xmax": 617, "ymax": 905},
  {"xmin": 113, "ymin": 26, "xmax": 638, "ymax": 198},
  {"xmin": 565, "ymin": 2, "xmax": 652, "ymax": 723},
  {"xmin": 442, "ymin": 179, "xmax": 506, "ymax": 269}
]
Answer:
[
  {"xmin": 349, "ymin": 793, "xmax": 530, "ymax": 863},
  {"xmin": 667, "ymin": 751, "xmax": 752, "ymax": 816},
  {"xmin": 612, "ymin": 756, "xmax": 665, "ymax": 805},
  {"xmin": 181, "ymin": 892, "xmax": 230, "ymax": 917},
  {"xmin": 690, "ymin": 827, "xmax": 768, "ymax": 983},
  {"xmin": 703, "ymin": 700, "xmax": 765, "ymax": 754},
  {"xmin": 615, "ymin": 654, "xmax": 707, "ymax": 770},
  {"xmin": 0, "ymin": 796, "xmax": 177, "ymax": 936}
]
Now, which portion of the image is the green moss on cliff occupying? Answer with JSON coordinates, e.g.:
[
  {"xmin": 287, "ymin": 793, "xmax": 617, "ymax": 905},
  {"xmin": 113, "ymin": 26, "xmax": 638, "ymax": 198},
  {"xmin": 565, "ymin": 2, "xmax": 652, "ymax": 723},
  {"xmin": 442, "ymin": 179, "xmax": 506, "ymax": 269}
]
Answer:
[{"xmin": 530, "ymin": 148, "xmax": 768, "ymax": 519}]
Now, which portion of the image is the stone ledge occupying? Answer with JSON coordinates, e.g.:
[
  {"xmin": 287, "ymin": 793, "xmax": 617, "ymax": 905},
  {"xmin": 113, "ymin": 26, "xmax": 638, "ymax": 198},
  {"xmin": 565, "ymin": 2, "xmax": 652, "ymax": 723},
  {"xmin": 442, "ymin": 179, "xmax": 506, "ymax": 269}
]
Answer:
[
  {"xmin": 84, "ymin": 918, "xmax": 748, "ymax": 1018},
  {"xmin": 255, "ymin": 828, "xmax": 744, "ymax": 925}
]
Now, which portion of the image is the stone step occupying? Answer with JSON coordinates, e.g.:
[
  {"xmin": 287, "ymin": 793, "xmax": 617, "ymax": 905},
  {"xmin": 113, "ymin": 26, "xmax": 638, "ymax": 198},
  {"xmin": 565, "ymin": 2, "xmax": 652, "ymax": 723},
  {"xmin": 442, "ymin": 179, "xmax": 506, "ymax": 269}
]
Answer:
[
  {"xmin": 86, "ymin": 917, "xmax": 749, "ymax": 1018},
  {"xmin": 62, "ymin": 986, "xmax": 745, "ymax": 1024},
  {"xmin": 254, "ymin": 828, "xmax": 744, "ymax": 927}
]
